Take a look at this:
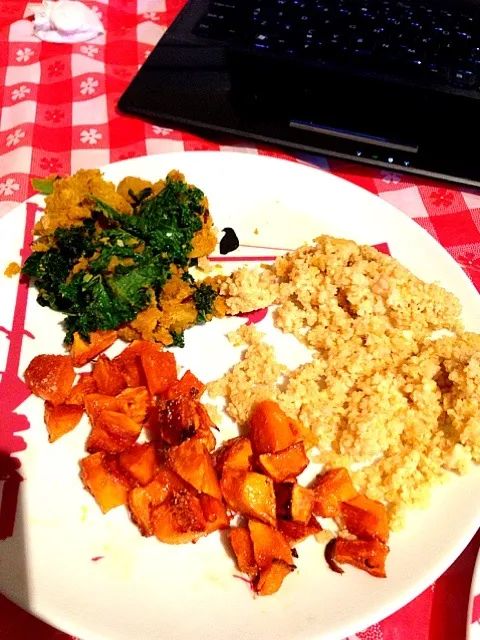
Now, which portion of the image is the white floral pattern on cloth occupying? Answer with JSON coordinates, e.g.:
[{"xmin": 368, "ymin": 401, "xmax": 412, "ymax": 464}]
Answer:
[
  {"xmin": 80, "ymin": 45, "xmax": 99, "ymax": 58},
  {"xmin": 15, "ymin": 47, "xmax": 34, "ymax": 63},
  {"xmin": 11, "ymin": 86, "xmax": 30, "ymax": 101},
  {"xmin": 6, "ymin": 129, "xmax": 25, "ymax": 147},
  {"xmin": 152, "ymin": 125, "xmax": 173, "ymax": 136},
  {"xmin": 80, "ymin": 77, "xmax": 99, "ymax": 96},
  {"xmin": 0, "ymin": 178, "xmax": 20, "ymax": 197},
  {"xmin": 80, "ymin": 128, "xmax": 102, "ymax": 145},
  {"xmin": 143, "ymin": 12, "xmax": 160, "ymax": 21},
  {"xmin": 381, "ymin": 170, "xmax": 402, "ymax": 184}
]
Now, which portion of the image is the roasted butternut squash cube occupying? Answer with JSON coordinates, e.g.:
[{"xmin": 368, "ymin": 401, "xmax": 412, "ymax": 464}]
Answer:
[
  {"xmin": 113, "ymin": 341, "xmax": 149, "ymax": 387},
  {"xmin": 44, "ymin": 402, "xmax": 84, "ymax": 443},
  {"xmin": 86, "ymin": 410, "xmax": 142, "ymax": 454},
  {"xmin": 248, "ymin": 520, "xmax": 293, "ymax": 570},
  {"xmin": 84, "ymin": 393, "xmax": 120, "ymax": 423},
  {"xmin": 152, "ymin": 396, "xmax": 198, "ymax": 446},
  {"xmin": 92, "ymin": 355, "xmax": 126, "ymax": 396},
  {"xmin": 213, "ymin": 436, "xmax": 253, "ymax": 476},
  {"xmin": 70, "ymin": 330, "xmax": 117, "ymax": 367},
  {"xmin": 66, "ymin": 373, "xmax": 97, "ymax": 406},
  {"xmin": 116, "ymin": 386, "xmax": 151, "ymax": 424},
  {"xmin": 24, "ymin": 354, "xmax": 76, "ymax": 405},
  {"xmin": 200, "ymin": 494, "xmax": 230, "ymax": 533},
  {"xmin": 250, "ymin": 400, "xmax": 296, "ymax": 454},
  {"xmin": 277, "ymin": 517, "xmax": 322, "ymax": 547},
  {"xmin": 165, "ymin": 370, "xmax": 205, "ymax": 400},
  {"xmin": 118, "ymin": 443, "xmax": 160, "ymax": 486},
  {"xmin": 331, "ymin": 538, "xmax": 389, "ymax": 578},
  {"xmin": 255, "ymin": 559, "xmax": 295, "ymax": 596},
  {"xmin": 341, "ymin": 494, "xmax": 390, "ymax": 543},
  {"xmin": 290, "ymin": 484, "xmax": 315, "ymax": 524},
  {"xmin": 140, "ymin": 349, "xmax": 177, "ymax": 396},
  {"xmin": 194, "ymin": 422, "xmax": 217, "ymax": 453},
  {"xmin": 221, "ymin": 470, "xmax": 276, "ymax": 527},
  {"xmin": 128, "ymin": 486, "xmax": 153, "ymax": 536},
  {"xmin": 166, "ymin": 438, "xmax": 221, "ymax": 499},
  {"xmin": 229, "ymin": 527, "xmax": 258, "ymax": 580},
  {"xmin": 311, "ymin": 468, "xmax": 358, "ymax": 518},
  {"xmin": 258, "ymin": 441, "xmax": 309, "ymax": 483},
  {"xmin": 152, "ymin": 489, "xmax": 207, "ymax": 544},
  {"xmin": 80, "ymin": 452, "xmax": 129, "ymax": 513}
]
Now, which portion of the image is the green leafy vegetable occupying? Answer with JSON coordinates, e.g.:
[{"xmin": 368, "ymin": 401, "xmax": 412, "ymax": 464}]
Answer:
[
  {"xmin": 193, "ymin": 283, "xmax": 217, "ymax": 324},
  {"xmin": 31, "ymin": 178, "xmax": 54, "ymax": 195},
  {"xmin": 170, "ymin": 330, "xmax": 185, "ymax": 348},
  {"xmin": 22, "ymin": 174, "xmax": 217, "ymax": 345}
]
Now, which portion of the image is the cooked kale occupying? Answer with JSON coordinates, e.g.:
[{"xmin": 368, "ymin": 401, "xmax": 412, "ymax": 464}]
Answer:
[
  {"xmin": 23, "ymin": 175, "xmax": 216, "ymax": 345},
  {"xmin": 193, "ymin": 282, "xmax": 217, "ymax": 324},
  {"xmin": 169, "ymin": 330, "xmax": 185, "ymax": 348}
]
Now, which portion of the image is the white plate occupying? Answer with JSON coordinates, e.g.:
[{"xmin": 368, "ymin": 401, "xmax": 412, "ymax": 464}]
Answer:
[
  {"xmin": 1, "ymin": 151, "xmax": 479, "ymax": 640},
  {"xmin": 468, "ymin": 549, "xmax": 480, "ymax": 640}
]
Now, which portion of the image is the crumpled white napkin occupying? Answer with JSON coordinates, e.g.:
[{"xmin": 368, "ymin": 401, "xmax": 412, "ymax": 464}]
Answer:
[{"xmin": 33, "ymin": 0, "xmax": 105, "ymax": 43}]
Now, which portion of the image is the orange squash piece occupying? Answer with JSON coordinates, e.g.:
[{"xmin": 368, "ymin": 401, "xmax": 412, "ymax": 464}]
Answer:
[
  {"xmin": 113, "ymin": 341, "xmax": 150, "ymax": 387},
  {"xmin": 311, "ymin": 468, "xmax": 358, "ymax": 518},
  {"xmin": 128, "ymin": 486, "xmax": 154, "ymax": 536},
  {"xmin": 92, "ymin": 355, "xmax": 126, "ymax": 396},
  {"xmin": 165, "ymin": 370, "xmax": 205, "ymax": 400},
  {"xmin": 277, "ymin": 517, "xmax": 322, "ymax": 547},
  {"xmin": 116, "ymin": 386, "xmax": 151, "ymax": 424},
  {"xmin": 220, "ymin": 470, "xmax": 276, "ymax": 527},
  {"xmin": 248, "ymin": 520, "xmax": 293, "ymax": 570},
  {"xmin": 24, "ymin": 354, "xmax": 76, "ymax": 405},
  {"xmin": 166, "ymin": 438, "xmax": 221, "ymax": 499},
  {"xmin": 255, "ymin": 559, "xmax": 295, "ymax": 596},
  {"xmin": 84, "ymin": 393, "xmax": 120, "ymax": 423},
  {"xmin": 258, "ymin": 441, "xmax": 309, "ymax": 483},
  {"xmin": 250, "ymin": 400, "xmax": 296, "ymax": 454},
  {"xmin": 290, "ymin": 484, "xmax": 315, "ymax": 524},
  {"xmin": 66, "ymin": 373, "xmax": 97, "ymax": 406},
  {"xmin": 70, "ymin": 330, "xmax": 117, "ymax": 367},
  {"xmin": 86, "ymin": 410, "xmax": 142, "ymax": 454},
  {"xmin": 118, "ymin": 443, "xmax": 160, "ymax": 486},
  {"xmin": 152, "ymin": 395, "xmax": 198, "ymax": 446},
  {"xmin": 152, "ymin": 489, "xmax": 207, "ymax": 544},
  {"xmin": 229, "ymin": 527, "xmax": 258, "ymax": 580},
  {"xmin": 213, "ymin": 436, "xmax": 253, "ymax": 476},
  {"xmin": 80, "ymin": 452, "xmax": 130, "ymax": 513},
  {"xmin": 44, "ymin": 402, "xmax": 84, "ymax": 443},
  {"xmin": 140, "ymin": 349, "xmax": 177, "ymax": 395},
  {"xmin": 200, "ymin": 494, "xmax": 230, "ymax": 533},
  {"xmin": 331, "ymin": 538, "xmax": 389, "ymax": 578},
  {"xmin": 341, "ymin": 494, "xmax": 390, "ymax": 543}
]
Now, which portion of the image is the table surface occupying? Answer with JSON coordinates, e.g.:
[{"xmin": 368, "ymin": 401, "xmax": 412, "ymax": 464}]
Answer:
[{"xmin": 0, "ymin": 1, "xmax": 480, "ymax": 639}]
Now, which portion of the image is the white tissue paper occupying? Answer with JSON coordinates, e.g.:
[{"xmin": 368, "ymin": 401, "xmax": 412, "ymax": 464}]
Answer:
[{"xmin": 33, "ymin": 0, "xmax": 105, "ymax": 43}]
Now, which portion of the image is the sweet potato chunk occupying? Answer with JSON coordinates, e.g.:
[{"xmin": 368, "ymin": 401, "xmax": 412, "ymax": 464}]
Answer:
[
  {"xmin": 165, "ymin": 370, "xmax": 205, "ymax": 400},
  {"xmin": 66, "ymin": 373, "xmax": 97, "ymax": 406},
  {"xmin": 113, "ymin": 341, "xmax": 149, "ymax": 387},
  {"xmin": 248, "ymin": 520, "xmax": 293, "ymax": 570},
  {"xmin": 118, "ymin": 443, "xmax": 160, "ymax": 486},
  {"xmin": 44, "ymin": 402, "xmax": 84, "ymax": 442},
  {"xmin": 255, "ymin": 559, "xmax": 295, "ymax": 596},
  {"xmin": 140, "ymin": 349, "xmax": 177, "ymax": 395},
  {"xmin": 24, "ymin": 354, "xmax": 76, "ymax": 405},
  {"xmin": 277, "ymin": 517, "xmax": 322, "ymax": 547},
  {"xmin": 331, "ymin": 538, "xmax": 389, "ymax": 578},
  {"xmin": 200, "ymin": 494, "xmax": 230, "ymax": 533},
  {"xmin": 250, "ymin": 400, "xmax": 296, "ymax": 454},
  {"xmin": 70, "ymin": 330, "xmax": 117, "ymax": 367},
  {"xmin": 213, "ymin": 436, "xmax": 253, "ymax": 476},
  {"xmin": 92, "ymin": 355, "xmax": 126, "ymax": 396},
  {"xmin": 84, "ymin": 393, "xmax": 120, "ymax": 423},
  {"xmin": 229, "ymin": 527, "xmax": 258, "ymax": 580},
  {"xmin": 152, "ymin": 395, "xmax": 198, "ymax": 446},
  {"xmin": 290, "ymin": 484, "xmax": 315, "ymax": 524},
  {"xmin": 116, "ymin": 386, "xmax": 151, "ymax": 424},
  {"xmin": 152, "ymin": 489, "xmax": 207, "ymax": 544},
  {"xmin": 128, "ymin": 486, "xmax": 154, "ymax": 536},
  {"xmin": 258, "ymin": 442, "xmax": 309, "ymax": 483},
  {"xmin": 341, "ymin": 495, "xmax": 390, "ymax": 543},
  {"xmin": 80, "ymin": 452, "xmax": 129, "ymax": 513},
  {"xmin": 221, "ymin": 470, "xmax": 276, "ymax": 526},
  {"xmin": 86, "ymin": 410, "xmax": 142, "ymax": 454},
  {"xmin": 166, "ymin": 438, "xmax": 221, "ymax": 499},
  {"xmin": 311, "ymin": 468, "xmax": 358, "ymax": 518}
]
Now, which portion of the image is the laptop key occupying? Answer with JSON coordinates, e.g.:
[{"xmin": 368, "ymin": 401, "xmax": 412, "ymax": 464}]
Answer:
[{"xmin": 450, "ymin": 68, "xmax": 476, "ymax": 87}]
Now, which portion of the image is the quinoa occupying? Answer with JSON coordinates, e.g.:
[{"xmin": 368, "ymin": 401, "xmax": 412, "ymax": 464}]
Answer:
[{"xmin": 211, "ymin": 235, "xmax": 479, "ymax": 530}]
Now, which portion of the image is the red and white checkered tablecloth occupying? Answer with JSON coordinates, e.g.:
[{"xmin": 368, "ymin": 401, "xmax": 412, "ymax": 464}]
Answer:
[{"xmin": 0, "ymin": 2, "xmax": 479, "ymax": 639}]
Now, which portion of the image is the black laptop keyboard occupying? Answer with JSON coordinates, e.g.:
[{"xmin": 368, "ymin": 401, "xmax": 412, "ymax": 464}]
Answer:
[{"xmin": 193, "ymin": 0, "xmax": 480, "ymax": 91}]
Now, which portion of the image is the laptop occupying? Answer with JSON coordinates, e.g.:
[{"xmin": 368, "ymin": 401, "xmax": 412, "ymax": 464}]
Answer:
[{"xmin": 119, "ymin": 0, "xmax": 480, "ymax": 188}]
